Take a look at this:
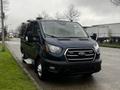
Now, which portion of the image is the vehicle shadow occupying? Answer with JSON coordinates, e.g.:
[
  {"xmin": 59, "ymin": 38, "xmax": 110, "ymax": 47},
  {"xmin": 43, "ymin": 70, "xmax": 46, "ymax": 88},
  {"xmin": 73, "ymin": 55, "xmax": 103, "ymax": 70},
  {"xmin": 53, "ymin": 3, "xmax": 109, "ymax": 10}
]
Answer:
[
  {"xmin": 46, "ymin": 74, "xmax": 95, "ymax": 84},
  {"xmin": 40, "ymin": 74, "xmax": 100, "ymax": 90},
  {"xmin": 25, "ymin": 64, "xmax": 99, "ymax": 90}
]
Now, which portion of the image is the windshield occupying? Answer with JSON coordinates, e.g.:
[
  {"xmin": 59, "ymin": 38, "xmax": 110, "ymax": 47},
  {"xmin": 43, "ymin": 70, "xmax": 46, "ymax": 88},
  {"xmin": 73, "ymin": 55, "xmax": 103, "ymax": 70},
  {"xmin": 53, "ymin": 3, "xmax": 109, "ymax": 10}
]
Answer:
[{"xmin": 41, "ymin": 20, "xmax": 88, "ymax": 38}]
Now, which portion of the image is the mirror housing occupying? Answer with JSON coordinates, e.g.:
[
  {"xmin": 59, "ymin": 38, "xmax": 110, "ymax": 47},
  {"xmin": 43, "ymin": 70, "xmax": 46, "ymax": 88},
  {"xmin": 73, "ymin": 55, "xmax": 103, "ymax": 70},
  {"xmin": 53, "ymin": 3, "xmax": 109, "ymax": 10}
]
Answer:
[
  {"xmin": 27, "ymin": 31, "xmax": 39, "ymax": 42},
  {"xmin": 26, "ymin": 31, "xmax": 33, "ymax": 42},
  {"xmin": 32, "ymin": 36, "xmax": 40, "ymax": 42},
  {"xmin": 91, "ymin": 33, "xmax": 97, "ymax": 41}
]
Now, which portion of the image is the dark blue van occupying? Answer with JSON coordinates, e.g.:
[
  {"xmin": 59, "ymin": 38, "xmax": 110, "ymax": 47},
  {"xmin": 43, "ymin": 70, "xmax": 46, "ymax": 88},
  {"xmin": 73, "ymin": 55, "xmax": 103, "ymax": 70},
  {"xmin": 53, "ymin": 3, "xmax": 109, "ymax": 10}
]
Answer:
[{"xmin": 20, "ymin": 19, "xmax": 102, "ymax": 80}]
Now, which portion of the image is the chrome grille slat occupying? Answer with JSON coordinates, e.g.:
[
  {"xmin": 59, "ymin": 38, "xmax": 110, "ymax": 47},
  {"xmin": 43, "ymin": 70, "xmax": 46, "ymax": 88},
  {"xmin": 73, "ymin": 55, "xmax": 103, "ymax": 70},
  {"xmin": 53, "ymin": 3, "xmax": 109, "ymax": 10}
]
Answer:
[
  {"xmin": 68, "ymin": 57, "xmax": 94, "ymax": 61},
  {"xmin": 67, "ymin": 54, "xmax": 94, "ymax": 57},
  {"xmin": 65, "ymin": 48, "xmax": 95, "ymax": 62},
  {"xmin": 84, "ymin": 54, "xmax": 94, "ymax": 56},
  {"xmin": 67, "ymin": 55, "xmax": 79, "ymax": 57},
  {"xmin": 68, "ymin": 50, "xmax": 93, "ymax": 53}
]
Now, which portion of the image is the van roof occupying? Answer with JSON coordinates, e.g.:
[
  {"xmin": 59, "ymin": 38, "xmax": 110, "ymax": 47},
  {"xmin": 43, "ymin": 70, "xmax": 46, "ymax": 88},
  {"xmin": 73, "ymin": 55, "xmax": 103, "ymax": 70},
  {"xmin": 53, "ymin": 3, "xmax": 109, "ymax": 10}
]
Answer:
[{"xmin": 36, "ymin": 19, "xmax": 77, "ymax": 23}]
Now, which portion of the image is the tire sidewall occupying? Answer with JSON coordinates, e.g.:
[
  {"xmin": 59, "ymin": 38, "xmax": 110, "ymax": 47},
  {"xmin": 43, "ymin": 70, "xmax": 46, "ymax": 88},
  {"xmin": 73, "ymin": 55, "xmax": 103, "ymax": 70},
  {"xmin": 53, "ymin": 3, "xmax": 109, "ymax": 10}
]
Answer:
[{"xmin": 36, "ymin": 59, "xmax": 47, "ymax": 80}]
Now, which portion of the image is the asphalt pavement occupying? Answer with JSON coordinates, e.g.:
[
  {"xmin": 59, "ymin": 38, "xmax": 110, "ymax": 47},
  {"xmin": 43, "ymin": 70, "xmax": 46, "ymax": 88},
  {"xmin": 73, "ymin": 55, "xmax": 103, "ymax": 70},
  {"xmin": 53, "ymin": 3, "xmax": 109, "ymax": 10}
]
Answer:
[{"xmin": 6, "ymin": 38, "xmax": 120, "ymax": 90}]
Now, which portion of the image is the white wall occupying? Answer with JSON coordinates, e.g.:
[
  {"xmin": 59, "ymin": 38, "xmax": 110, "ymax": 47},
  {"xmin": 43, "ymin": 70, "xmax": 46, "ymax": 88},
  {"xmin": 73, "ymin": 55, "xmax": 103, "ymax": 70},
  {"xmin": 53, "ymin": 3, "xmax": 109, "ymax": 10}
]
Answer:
[{"xmin": 86, "ymin": 23, "xmax": 120, "ymax": 37}]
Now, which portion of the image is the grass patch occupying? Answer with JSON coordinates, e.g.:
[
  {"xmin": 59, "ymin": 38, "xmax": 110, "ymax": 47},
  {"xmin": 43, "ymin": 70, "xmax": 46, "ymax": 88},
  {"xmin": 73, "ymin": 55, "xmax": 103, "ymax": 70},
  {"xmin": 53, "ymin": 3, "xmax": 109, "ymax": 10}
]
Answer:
[
  {"xmin": 100, "ymin": 43, "xmax": 120, "ymax": 49},
  {"xmin": 0, "ymin": 44, "xmax": 37, "ymax": 90}
]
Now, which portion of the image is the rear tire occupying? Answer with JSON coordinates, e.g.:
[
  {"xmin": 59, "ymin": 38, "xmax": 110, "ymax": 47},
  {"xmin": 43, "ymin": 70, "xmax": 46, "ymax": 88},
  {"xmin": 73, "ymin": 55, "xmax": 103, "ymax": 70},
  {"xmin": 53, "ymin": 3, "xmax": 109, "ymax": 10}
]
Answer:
[
  {"xmin": 22, "ymin": 58, "xmax": 26, "ymax": 63},
  {"xmin": 22, "ymin": 54, "xmax": 27, "ymax": 63}
]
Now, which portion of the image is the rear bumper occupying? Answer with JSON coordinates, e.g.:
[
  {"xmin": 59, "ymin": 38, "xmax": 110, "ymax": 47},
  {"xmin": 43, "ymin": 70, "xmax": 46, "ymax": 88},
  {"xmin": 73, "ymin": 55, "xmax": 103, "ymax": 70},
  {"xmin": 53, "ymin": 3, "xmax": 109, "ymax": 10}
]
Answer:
[{"xmin": 42, "ymin": 59, "xmax": 102, "ymax": 75}]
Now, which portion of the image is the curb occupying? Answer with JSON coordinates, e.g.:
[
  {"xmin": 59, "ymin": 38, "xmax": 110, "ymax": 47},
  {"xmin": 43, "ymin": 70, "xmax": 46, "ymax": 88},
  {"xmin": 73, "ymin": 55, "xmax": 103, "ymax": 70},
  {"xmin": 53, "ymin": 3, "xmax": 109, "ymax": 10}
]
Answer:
[{"xmin": 6, "ymin": 43, "xmax": 42, "ymax": 90}]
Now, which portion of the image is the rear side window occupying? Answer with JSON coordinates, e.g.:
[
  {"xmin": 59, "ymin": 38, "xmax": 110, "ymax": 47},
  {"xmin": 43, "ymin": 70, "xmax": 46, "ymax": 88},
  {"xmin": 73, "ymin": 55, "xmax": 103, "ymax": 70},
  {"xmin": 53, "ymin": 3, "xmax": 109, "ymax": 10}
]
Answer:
[{"xmin": 19, "ymin": 23, "xmax": 27, "ymax": 37}]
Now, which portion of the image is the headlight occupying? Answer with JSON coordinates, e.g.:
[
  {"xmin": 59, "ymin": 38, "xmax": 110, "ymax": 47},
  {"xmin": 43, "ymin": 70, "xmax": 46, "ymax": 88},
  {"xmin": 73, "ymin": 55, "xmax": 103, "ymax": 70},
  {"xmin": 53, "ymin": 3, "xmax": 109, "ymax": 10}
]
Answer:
[
  {"xmin": 94, "ymin": 43, "xmax": 100, "ymax": 54},
  {"xmin": 46, "ymin": 44, "xmax": 62, "ymax": 54}
]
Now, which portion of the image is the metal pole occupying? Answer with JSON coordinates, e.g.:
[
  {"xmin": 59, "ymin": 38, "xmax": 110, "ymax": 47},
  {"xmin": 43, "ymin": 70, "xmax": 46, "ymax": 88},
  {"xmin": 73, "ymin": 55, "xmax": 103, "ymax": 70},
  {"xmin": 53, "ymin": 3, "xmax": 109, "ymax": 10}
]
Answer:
[{"xmin": 1, "ymin": 0, "xmax": 5, "ymax": 51}]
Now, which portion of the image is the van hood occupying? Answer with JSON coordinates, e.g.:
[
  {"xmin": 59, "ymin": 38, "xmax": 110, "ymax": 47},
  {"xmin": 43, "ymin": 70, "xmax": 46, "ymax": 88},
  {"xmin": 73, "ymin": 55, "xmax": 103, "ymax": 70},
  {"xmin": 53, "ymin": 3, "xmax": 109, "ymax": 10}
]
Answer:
[{"xmin": 45, "ymin": 37, "xmax": 96, "ymax": 49}]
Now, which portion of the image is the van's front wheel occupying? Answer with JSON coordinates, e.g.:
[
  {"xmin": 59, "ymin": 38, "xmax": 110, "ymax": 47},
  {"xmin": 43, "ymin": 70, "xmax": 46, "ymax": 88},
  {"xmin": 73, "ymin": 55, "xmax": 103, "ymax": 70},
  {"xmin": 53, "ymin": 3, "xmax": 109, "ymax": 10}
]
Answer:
[
  {"xmin": 36, "ymin": 60, "xmax": 47, "ymax": 80},
  {"xmin": 83, "ymin": 73, "xmax": 93, "ymax": 77}
]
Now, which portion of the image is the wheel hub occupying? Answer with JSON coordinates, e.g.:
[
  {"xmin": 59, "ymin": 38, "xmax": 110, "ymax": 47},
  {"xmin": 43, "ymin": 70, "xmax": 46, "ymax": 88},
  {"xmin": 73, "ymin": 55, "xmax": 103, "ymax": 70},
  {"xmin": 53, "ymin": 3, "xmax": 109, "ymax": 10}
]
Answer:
[{"xmin": 37, "ymin": 64, "xmax": 42, "ymax": 77}]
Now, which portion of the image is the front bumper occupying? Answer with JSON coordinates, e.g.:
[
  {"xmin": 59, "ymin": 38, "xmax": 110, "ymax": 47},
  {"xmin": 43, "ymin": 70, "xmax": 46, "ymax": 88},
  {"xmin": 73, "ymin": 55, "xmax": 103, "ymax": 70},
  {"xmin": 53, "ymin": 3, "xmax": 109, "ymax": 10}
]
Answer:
[{"xmin": 42, "ymin": 58, "xmax": 102, "ymax": 75}]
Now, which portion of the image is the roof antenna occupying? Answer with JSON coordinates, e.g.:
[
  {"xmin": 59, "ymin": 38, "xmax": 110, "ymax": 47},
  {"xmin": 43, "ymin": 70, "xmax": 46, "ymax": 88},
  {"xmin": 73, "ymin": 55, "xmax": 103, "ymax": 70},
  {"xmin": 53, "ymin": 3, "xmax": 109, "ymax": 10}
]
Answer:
[
  {"xmin": 36, "ymin": 17, "xmax": 43, "ymax": 20},
  {"xmin": 27, "ymin": 20, "xmax": 32, "ymax": 22}
]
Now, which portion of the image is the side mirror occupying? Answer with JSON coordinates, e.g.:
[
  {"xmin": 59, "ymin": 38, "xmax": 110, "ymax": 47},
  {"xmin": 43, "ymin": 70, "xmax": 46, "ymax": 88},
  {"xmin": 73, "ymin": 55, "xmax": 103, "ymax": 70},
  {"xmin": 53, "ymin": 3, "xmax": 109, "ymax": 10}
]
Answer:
[
  {"xmin": 26, "ymin": 31, "xmax": 33, "ymax": 42},
  {"xmin": 32, "ymin": 36, "xmax": 40, "ymax": 42},
  {"xmin": 91, "ymin": 33, "xmax": 97, "ymax": 41},
  {"xmin": 26, "ymin": 31, "xmax": 40, "ymax": 42}
]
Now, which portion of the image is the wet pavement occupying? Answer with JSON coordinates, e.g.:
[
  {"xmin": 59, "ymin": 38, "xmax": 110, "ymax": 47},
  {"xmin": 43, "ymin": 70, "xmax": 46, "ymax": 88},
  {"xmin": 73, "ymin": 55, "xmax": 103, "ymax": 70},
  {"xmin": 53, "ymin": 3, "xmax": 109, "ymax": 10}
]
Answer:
[{"xmin": 6, "ymin": 38, "xmax": 120, "ymax": 90}]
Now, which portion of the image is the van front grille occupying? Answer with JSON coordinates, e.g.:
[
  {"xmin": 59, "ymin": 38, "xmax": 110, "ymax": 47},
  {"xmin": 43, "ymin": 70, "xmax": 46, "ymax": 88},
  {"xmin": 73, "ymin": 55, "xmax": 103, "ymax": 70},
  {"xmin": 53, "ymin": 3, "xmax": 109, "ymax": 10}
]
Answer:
[{"xmin": 65, "ymin": 49, "xmax": 95, "ymax": 62}]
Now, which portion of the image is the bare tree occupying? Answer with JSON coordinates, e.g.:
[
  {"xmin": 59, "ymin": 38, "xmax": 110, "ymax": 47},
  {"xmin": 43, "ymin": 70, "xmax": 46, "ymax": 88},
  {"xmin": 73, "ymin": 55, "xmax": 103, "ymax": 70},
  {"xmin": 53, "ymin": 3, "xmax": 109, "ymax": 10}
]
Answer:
[
  {"xmin": 0, "ymin": 0, "xmax": 9, "ymax": 18},
  {"xmin": 0, "ymin": 0, "xmax": 9, "ymax": 51},
  {"xmin": 3, "ymin": 0, "xmax": 9, "ymax": 11},
  {"xmin": 111, "ymin": 0, "xmax": 120, "ymax": 6},
  {"xmin": 65, "ymin": 4, "xmax": 80, "ymax": 22}
]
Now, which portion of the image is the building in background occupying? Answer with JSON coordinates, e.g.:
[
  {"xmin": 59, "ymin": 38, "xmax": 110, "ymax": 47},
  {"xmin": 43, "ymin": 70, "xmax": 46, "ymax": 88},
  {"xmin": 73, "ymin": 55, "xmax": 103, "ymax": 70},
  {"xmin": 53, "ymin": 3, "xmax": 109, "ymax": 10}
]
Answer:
[{"xmin": 85, "ymin": 23, "xmax": 120, "ymax": 43}]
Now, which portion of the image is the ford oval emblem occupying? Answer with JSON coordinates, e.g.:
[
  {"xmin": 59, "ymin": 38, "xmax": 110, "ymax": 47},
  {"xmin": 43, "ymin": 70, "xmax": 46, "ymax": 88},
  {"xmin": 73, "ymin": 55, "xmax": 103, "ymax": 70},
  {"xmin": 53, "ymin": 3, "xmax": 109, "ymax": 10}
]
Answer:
[{"xmin": 78, "ymin": 52, "xmax": 85, "ymax": 56}]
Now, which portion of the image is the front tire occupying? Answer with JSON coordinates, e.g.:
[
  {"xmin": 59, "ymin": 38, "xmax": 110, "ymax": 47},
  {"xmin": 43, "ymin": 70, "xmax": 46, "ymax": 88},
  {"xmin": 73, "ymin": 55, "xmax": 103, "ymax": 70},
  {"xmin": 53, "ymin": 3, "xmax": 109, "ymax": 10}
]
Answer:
[
  {"xmin": 83, "ymin": 73, "xmax": 92, "ymax": 77},
  {"xmin": 36, "ymin": 60, "xmax": 47, "ymax": 80}
]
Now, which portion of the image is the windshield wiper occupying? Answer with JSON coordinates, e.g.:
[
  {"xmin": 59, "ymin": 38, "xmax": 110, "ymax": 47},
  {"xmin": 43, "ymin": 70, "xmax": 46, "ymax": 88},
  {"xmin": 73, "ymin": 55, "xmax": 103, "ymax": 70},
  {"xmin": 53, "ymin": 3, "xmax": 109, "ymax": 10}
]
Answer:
[
  {"xmin": 45, "ymin": 34, "xmax": 58, "ymax": 38},
  {"xmin": 45, "ymin": 34, "xmax": 87, "ymax": 38},
  {"xmin": 61, "ymin": 37, "xmax": 87, "ymax": 38}
]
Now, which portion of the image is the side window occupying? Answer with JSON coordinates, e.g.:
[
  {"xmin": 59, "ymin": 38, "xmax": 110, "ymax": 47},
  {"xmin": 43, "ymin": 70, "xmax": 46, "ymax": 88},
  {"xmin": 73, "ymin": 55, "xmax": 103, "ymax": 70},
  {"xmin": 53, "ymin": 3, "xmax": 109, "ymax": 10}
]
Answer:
[
  {"xmin": 32, "ymin": 23, "xmax": 42, "ymax": 43},
  {"xmin": 32, "ymin": 23, "xmax": 39, "ymax": 36},
  {"xmin": 19, "ymin": 24, "xmax": 26, "ymax": 37},
  {"xmin": 24, "ymin": 23, "xmax": 33, "ymax": 41},
  {"xmin": 24, "ymin": 22, "xmax": 41, "ymax": 42}
]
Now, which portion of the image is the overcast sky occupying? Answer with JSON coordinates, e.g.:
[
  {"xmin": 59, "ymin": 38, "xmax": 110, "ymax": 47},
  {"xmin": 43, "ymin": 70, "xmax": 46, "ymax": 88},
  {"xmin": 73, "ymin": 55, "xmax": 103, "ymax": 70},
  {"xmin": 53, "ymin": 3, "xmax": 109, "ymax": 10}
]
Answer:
[{"xmin": 6, "ymin": 0, "xmax": 120, "ymax": 30}]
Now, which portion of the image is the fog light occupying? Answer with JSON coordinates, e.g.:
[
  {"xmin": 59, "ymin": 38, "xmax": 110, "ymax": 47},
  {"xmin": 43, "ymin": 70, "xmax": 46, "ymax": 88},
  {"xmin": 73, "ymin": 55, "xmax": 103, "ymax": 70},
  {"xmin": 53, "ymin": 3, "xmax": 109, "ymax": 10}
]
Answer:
[{"xmin": 49, "ymin": 66, "xmax": 55, "ymax": 70}]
